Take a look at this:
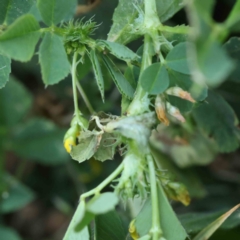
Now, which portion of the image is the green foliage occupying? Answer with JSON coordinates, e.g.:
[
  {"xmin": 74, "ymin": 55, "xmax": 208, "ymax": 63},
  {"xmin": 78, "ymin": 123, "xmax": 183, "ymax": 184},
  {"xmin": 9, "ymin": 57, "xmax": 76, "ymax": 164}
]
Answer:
[
  {"xmin": 0, "ymin": 0, "xmax": 34, "ymax": 25},
  {"xmin": 107, "ymin": 0, "xmax": 144, "ymax": 44},
  {"xmin": 0, "ymin": 55, "xmax": 11, "ymax": 88},
  {"xmin": 193, "ymin": 91, "xmax": 239, "ymax": 152},
  {"xmin": 90, "ymin": 50, "xmax": 105, "ymax": 101},
  {"xmin": 102, "ymin": 55, "xmax": 134, "ymax": 99},
  {"xmin": 155, "ymin": 0, "xmax": 184, "ymax": 23},
  {"xmin": 97, "ymin": 40, "xmax": 140, "ymax": 63},
  {"xmin": 95, "ymin": 211, "xmax": 127, "ymax": 240},
  {"xmin": 37, "ymin": 0, "xmax": 77, "ymax": 26},
  {"xmin": 12, "ymin": 118, "xmax": 69, "ymax": 165},
  {"xmin": 224, "ymin": 37, "xmax": 240, "ymax": 82},
  {"xmin": 0, "ymin": 226, "xmax": 21, "ymax": 240},
  {"xmin": 0, "ymin": 77, "xmax": 32, "ymax": 127},
  {"xmin": 192, "ymin": 205, "xmax": 240, "ymax": 240},
  {"xmin": 0, "ymin": 14, "xmax": 40, "ymax": 61},
  {"xmin": 0, "ymin": 174, "xmax": 35, "ymax": 213},
  {"xmin": 1, "ymin": 0, "xmax": 240, "ymax": 239},
  {"xmin": 140, "ymin": 63, "xmax": 169, "ymax": 94},
  {"xmin": 39, "ymin": 32, "xmax": 70, "ymax": 85},
  {"xmin": 225, "ymin": 0, "xmax": 240, "ymax": 32},
  {"xmin": 165, "ymin": 42, "xmax": 191, "ymax": 75},
  {"xmin": 135, "ymin": 184, "xmax": 187, "ymax": 240}
]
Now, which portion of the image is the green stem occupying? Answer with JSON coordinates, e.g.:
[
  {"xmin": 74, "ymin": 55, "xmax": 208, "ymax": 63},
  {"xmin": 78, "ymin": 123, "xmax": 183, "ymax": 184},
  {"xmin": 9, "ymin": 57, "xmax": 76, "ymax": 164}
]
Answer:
[
  {"xmin": 147, "ymin": 154, "xmax": 163, "ymax": 240},
  {"xmin": 72, "ymin": 52, "xmax": 81, "ymax": 123},
  {"xmin": 80, "ymin": 161, "xmax": 124, "ymax": 201},
  {"xmin": 127, "ymin": 34, "xmax": 152, "ymax": 115},
  {"xmin": 158, "ymin": 25, "xmax": 189, "ymax": 34},
  {"xmin": 144, "ymin": 0, "xmax": 162, "ymax": 27},
  {"xmin": 76, "ymin": 81, "xmax": 95, "ymax": 114}
]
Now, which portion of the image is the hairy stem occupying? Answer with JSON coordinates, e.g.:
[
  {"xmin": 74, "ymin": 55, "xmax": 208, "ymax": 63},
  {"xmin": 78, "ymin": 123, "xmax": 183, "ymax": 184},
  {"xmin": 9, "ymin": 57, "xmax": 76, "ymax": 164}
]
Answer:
[
  {"xmin": 144, "ymin": 0, "xmax": 162, "ymax": 28},
  {"xmin": 147, "ymin": 154, "xmax": 164, "ymax": 240},
  {"xmin": 71, "ymin": 52, "xmax": 81, "ymax": 123},
  {"xmin": 80, "ymin": 161, "xmax": 124, "ymax": 201},
  {"xmin": 76, "ymin": 80, "xmax": 95, "ymax": 114},
  {"xmin": 127, "ymin": 34, "xmax": 152, "ymax": 115}
]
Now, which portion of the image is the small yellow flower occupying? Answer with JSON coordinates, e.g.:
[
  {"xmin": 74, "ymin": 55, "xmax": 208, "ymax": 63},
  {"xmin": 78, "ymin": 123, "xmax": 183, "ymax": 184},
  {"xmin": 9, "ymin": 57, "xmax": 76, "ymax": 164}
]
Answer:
[
  {"xmin": 64, "ymin": 137, "xmax": 76, "ymax": 153},
  {"xmin": 129, "ymin": 219, "xmax": 139, "ymax": 240}
]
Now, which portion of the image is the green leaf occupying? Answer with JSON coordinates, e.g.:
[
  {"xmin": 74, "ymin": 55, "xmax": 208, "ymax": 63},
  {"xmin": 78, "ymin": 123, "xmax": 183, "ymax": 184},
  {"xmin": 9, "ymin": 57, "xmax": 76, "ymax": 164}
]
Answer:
[
  {"xmin": 168, "ymin": 69, "xmax": 208, "ymax": 101},
  {"xmin": 75, "ymin": 193, "xmax": 119, "ymax": 233},
  {"xmin": 135, "ymin": 184, "xmax": 187, "ymax": 240},
  {"xmin": 94, "ymin": 133, "xmax": 117, "ymax": 162},
  {"xmin": 186, "ymin": 0, "xmax": 234, "ymax": 87},
  {"xmin": 95, "ymin": 210, "xmax": 127, "ymax": 240},
  {"xmin": 37, "ymin": 0, "xmax": 77, "ymax": 26},
  {"xmin": 124, "ymin": 66, "xmax": 138, "ymax": 89},
  {"xmin": 76, "ymin": 54, "xmax": 92, "ymax": 80},
  {"xmin": 156, "ymin": 0, "xmax": 185, "ymax": 23},
  {"xmin": 0, "ymin": 0, "xmax": 34, "ymax": 25},
  {"xmin": 12, "ymin": 118, "xmax": 69, "ymax": 165},
  {"xmin": 225, "ymin": 0, "xmax": 240, "ymax": 32},
  {"xmin": 167, "ymin": 95, "xmax": 193, "ymax": 113},
  {"xmin": 0, "ymin": 77, "xmax": 32, "ymax": 127},
  {"xmin": 0, "ymin": 174, "xmax": 35, "ymax": 213},
  {"xmin": 97, "ymin": 40, "xmax": 139, "ymax": 62},
  {"xmin": 193, "ymin": 90, "xmax": 239, "ymax": 152},
  {"xmin": 0, "ymin": 14, "xmax": 41, "ymax": 62},
  {"xmin": 71, "ymin": 131, "xmax": 99, "ymax": 163},
  {"xmin": 107, "ymin": 0, "xmax": 184, "ymax": 45},
  {"xmin": 0, "ymin": 226, "xmax": 21, "ymax": 240},
  {"xmin": 102, "ymin": 55, "xmax": 134, "ymax": 99},
  {"xmin": 107, "ymin": 0, "xmax": 144, "ymax": 44},
  {"xmin": 63, "ymin": 201, "xmax": 90, "ymax": 240},
  {"xmin": 87, "ymin": 192, "xmax": 119, "ymax": 215},
  {"xmin": 140, "ymin": 63, "xmax": 169, "ymax": 95},
  {"xmin": 179, "ymin": 208, "xmax": 240, "ymax": 234},
  {"xmin": 0, "ymin": 55, "xmax": 11, "ymax": 88},
  {"xmin": 90, "ymin": 50, "xmax": 105, "ymax": 101},
  {"xmin": 39, "ymin": 32, "xmax": 70, "ymax": 85},
  {"xmin": 166, "ymin": 42, "xmax": 191, "ymax": 74},
  {"xmin": 193, "ymin": 204, "xmax": 240, "ymax": 240},
  {"xmin": 224, "ymin": 37, "xmax": 240, "ymax": 82},
  {"xmin": 198, "ymin": 42, "xmax": 234, "ymax": 86}
]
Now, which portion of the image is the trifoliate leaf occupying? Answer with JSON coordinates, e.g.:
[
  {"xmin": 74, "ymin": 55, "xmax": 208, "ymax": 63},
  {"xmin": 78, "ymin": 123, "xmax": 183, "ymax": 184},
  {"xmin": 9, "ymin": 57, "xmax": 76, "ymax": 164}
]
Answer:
[
  {"xmin": 166, "ymin": 42, "xmax": 191, "ymax": 75},
  {"xmin": 193, "ymin": 90, "xmax": 239, "ymax": 152},
  {"xmin": 39, "ymin": 32, "xmax": 70, "ymax": 85},
  {"xmin": 140, "ymin": 63, "xmax": 169, "ymax": 95},
  {"xmin": 0, "ymin": 14, "xmax": 41, "ymax": 61}
]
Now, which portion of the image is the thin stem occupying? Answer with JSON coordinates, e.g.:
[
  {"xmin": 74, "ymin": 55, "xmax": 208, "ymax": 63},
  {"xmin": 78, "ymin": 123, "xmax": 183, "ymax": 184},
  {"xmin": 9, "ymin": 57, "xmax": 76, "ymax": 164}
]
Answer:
[
  {"xmin": 76, "ymin": 81, "xmax": 95, "ymax": 114},
  {"xmin": 144, "ymin": 0, "xmax": 162, "ymax": 27},
  {"xmin": 71, "ymin": 52, "xmax": 81, "ymax": 123},
  {"xmin": 80, "ymin": 161, "xmax": 124, "ymax": 201},
  {"xmin": 146, "ymin": 154, "xmax": 163, "ymax": 240},
  {"xmin": 158, "ymin": 25, "xmax": 189, "ymax": 35},
  {"xmin": 127, "ymin": 34, "xmax": 152, "ymax": 115}
]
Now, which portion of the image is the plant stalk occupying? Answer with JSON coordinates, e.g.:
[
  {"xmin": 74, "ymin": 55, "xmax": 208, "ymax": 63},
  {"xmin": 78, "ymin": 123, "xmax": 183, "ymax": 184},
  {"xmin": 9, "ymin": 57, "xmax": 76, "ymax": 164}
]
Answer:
[
  {"xmin": 80, "ymin": 161, "xmax": 124, "ymax": 201},
  {"xmin": 147, "ymin": 154, "xmax": 163, "ymax": 240},
  {"xmin": 71, "ymin": 52, "xmax": 81, "ymax": 123},
  {"xmin": 76, "ymin": 81, "xmax": 95, "ymax": 114}
]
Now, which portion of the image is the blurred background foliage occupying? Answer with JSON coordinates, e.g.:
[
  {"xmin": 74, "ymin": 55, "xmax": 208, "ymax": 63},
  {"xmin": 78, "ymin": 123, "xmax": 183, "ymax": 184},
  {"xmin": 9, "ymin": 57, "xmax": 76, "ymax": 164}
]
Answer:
[{"xmin": 1, "ymin": 0, "xmax": 240, "ymax": 239}]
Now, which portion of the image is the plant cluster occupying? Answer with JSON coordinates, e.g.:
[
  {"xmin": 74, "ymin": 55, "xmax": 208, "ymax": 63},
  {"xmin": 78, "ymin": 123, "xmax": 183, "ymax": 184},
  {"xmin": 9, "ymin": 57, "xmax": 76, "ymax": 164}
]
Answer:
[{"xmin": 1, "ymin": 0, "xmax": 240, "ymax": 240}]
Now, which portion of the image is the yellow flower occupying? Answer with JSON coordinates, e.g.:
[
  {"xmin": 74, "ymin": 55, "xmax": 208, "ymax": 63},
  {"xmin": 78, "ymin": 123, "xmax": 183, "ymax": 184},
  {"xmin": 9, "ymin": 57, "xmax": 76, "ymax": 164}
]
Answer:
[
  {"xmin": 64, "ymin": 137, "xmax": 76, "ymax": 153},
  {"xmin": 129, "ymin": 219, "xmax": 139, "ymax": 240}
]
